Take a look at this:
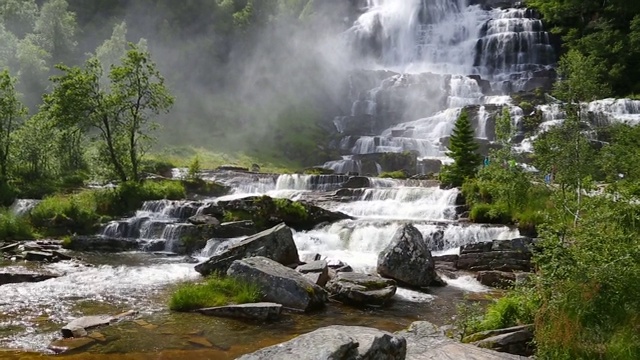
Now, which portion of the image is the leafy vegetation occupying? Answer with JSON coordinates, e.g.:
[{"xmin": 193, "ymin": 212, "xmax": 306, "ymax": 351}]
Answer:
[
  {"xmin": 0, "ymin": 210, "xmax": 35, "ymax": 240},
  {"xmin": 379, "ymin": 170, "xmax": 408, "ymax": 179},
  {"xmin": 169, "ymin": 274, "xmax": 261, "ymax": 312}
]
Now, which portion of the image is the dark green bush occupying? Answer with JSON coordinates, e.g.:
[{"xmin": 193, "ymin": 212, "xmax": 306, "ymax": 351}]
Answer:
[
  {"xmin": 169, "ymin": 274, "xmax": 261, "ymax": 312},
  {"xmin": 469, "ymin": 203, "xmax": 511, "ymax": 224}
]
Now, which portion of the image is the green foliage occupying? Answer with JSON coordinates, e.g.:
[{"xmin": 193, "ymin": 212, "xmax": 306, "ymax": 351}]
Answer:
[
  {"xmin": 0, "ymin": 209, "xmax": 35, "ymax": 240},
  {"xmin": 139, "ymin": 158, "xmax": 175, "ymax": 177},
  {"xmin": 187, "ymin": 156, "xmax": 201, "ymax": 181},
  {"xmin": 274, "ymin": 197, "xmax": 308, "ymax": 220},
  {"xmin": 469, "ymin": 203, "xmax": 511, "ymax": 224},
  {"xmin": 440, "ymin": 109, "xmax": 482, "ymax": 188},
  {"xmin": 0, "ymin": 69, "xmax": 26, "ymax": 182},
  {"xmin": 379, "ymin": 170, "xmax": 408, "ymax": 179},
  {"xmin": 553, "ymin": 49, "xmax": 611, "ymax": 103},
  {"xmin": 480, "ymin": 291, "xmax": 538, "ymax": 332},
  {"xmin": 169, "ymin": 274, "xmax": 261, "ymax": 312}
]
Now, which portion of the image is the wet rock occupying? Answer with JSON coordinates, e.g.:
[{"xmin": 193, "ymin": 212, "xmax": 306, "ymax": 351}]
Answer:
[
  {"xmin": 297, "ymin": 260, "xmax": 329, "ymax": 287},
  {"xmin": 457, "ymin": 238, "xmax": 534, "ymax": 272},
  {"xmin": 187, "ymin": 336, "xmax": 214, "ymax": 348},
  {"xmin": 377, "ymin": 224, "xmax": 442, "ymax": 288},
  {"xmin": 397, "ymin": 321, "xmax": 527, "ymax": 360},
  {"xmin": 462, "ymin": 325, "xmax": 533, "ymax": 343},
  {"xmin": 301, "ymin": 253, "xmax": 322, "ymax": 263},
  {"xmin": 0, "ymin": 272, "xmax": 59, "ymax": 286},
  {"xmin": 49, "ymin": 337, "xmax": 97, "ymax": 354},
  {"xmin": 187, "ymin": 215, "xmax": 220, "ymax": 226},
  {"xmin": 473, "ymin": 328, "xmax": 534, "ymax": 356},
  {"xmin": 341, "ymin": 176, "xmax": 371, "ymax": 188},
  {"xmin": 217, "ymin": 165, "xmax": 249, "ymax": 172},
  {"xmin": 183, "ymin": 179, "xmax": 231, "ymax": 199},
  {"xmin": 217, "ymin": 196, "xmax": 351, "ymax": 232},
  {"xmin": 211, "ymin": 220, "xmax": 258, "ymax": 238},
  {"xmin": 51, "ymin": 250, "xmax": 73, "ymax": 261},
  {"xmin": 326, "ymin": 272, "xmax": 396, "ymax": 307},
  {"xmin": 433, "ymin": 254, "xmax": 459, "ymax": 263},
  {"xmin": 227, "ymin": 257, "xmax": 326, "ymax": 312},
  {"xmin": 61, "ymin": 315, "xmax": 114, "ymax": 338},
  {"xmin": 417, "ymin": 159, "xmax": 443, "ymax": 174},
  {"xmin": 237, "ymin": 325, "xmax": 406, "ymax": 360},
  {"xmin": 197, "ymin": 302, "xmax": 282, "ymax": 321},
  {"xmin": 195, "ymin": 223, "xmax": 300, "ymax": 276},
  {"xmin": 476, "ymin": 271, "xmax": 517, "ymax": 288},
  {"xmin": 0, "ymin": 242, "xmax": 20, "ymax": 253},
  {"xmin": 64, "ymin": 236, "xmax": 139, "ymax": 252},
  {"xmin": 24, "ymin": 251, "xmax": 56, "ymax": 262}
]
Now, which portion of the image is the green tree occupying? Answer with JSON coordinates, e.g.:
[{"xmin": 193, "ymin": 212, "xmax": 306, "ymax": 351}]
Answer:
[
  {"xmin": 440, "ymin": 109, "xmax": 481, "ymax": 187},
  {"xmin": 47, "ymin": 44, "xmax": 173, "ymax": 183},
  {"xmin": 0, "ymin": 69, "xmax": 26, "ymax": 181},
  {"xmin": 32, "ymin": 0, "xmax": 77, "ymax": 66}
]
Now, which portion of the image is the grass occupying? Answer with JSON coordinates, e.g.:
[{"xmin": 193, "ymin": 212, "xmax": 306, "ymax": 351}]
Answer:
[
  {"xmin": 379, "ymin": 170, "xmax": 408, "ymax": 179},
  {"xmin": 273, "ymin": 198, "xmax": 308, "ymax": 220},
  {"xmin": 148, "ymin": 146, "xmax": 301, "ymax": 174},
  {"xmin": 0, "ymin": 210, "xmax": 36, "ymax": 240},
  {"xmin": 169, "ymin": 274, "xmax": 261, "ymax": 312}
]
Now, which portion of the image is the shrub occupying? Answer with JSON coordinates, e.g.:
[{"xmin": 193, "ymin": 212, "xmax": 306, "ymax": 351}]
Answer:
[
  {"xmin": 169, "ymin": 274, "xmax": 261, "ymax": 312},
  {"xmin": 187, "ymin": 156, "xmax": 202, "ymax": 180},
  {"xmin": 469, "ymin": 203, "xmax": 511, "ymax": 224},
  {"xmin": 274, "ymin": 198, "xmax": 308, "ymax": 220},
  {"xmin": 379, "ymin": 170, "xmax": 408, "ymax": 179},
  {"xmin": 30, "ymin": 193, "xmax": 101, "ymax": 235},
  {"xmin": 0, "ymin": 210, "xmax": 35, "ymax": 240},
  {"xmin": 140, "ymin": 159, "xmax": 176, "ymax": 177}
]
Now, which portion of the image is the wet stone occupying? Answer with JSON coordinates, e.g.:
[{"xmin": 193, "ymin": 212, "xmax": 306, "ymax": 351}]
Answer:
[
  {"xmin": 0, "ymin": 272, "xmax": 59, "ymax": 286},
  {"xmin": 61, "ymin": 315, "xmax": 114, "ymax": 338},
  {"xmin": 49, "ymin": 337, "xmax": 97, "ymax": 354},
  {"xmin": 197, "ymin": 302, "xmax": 282, "ymax": 322},
  {"xmin": 187, "ymin": 336, "xmax": 213, "ymax": 348},
  {"xmin": 24, "ymin": 251, "xmax": 56, "ymax": 262}
]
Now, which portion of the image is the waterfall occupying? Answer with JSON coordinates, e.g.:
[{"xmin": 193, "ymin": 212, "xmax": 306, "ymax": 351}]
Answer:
[{"xmin": 10, "ymin": 199, "xmax": 40, "ymax": 216}]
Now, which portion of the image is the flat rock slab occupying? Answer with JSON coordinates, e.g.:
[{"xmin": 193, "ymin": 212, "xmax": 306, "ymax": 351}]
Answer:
[
  {"xmin": 0, "ymin": 272, "xmax": 59, "ymax": 286},
  {"xmin": 197, "ymin": 302, "xmax": 282, "ymax": 321},
  {"xmin": 397, "ymin": 321, "xmax": 528, "ymax": 360},
  {"xmin": 237, "ymin": 325, "xmax": 405, "ymax": 360},
  {"xmin": 61, "ymin": 315, "xmax": 114, "ymax": 338},
  {"xmin": 24, "ymin": 251, "xmax": 56, "ymax": 262}
]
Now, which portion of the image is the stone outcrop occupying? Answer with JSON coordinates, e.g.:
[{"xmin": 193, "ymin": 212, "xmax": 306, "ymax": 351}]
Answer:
[
  {"xmin": 195, "ymin": 223, "xmax": 300, "ymax": 276},
  {"xmin": 217, "ymin": 195, "xmax": 351, "ymax": 232},
  {"xmin": 237, "ymin": 325, "xmax": 406, "ymax": 360},
  {"xmin": 63, "ymin": 236, "xmax": 139, "ymax": 252},
  {"xmin": 397, "ymin": 321, "xmax": 528, "ymax": 360},
  {"xmin": 326, "ymin": 272, "xmax": 396, "ymax": 307},
  {"xmin": 227, "ymin": 257, "xmax": 327, "ymax": 312},
  {"xmin": 61, "ymin": 315, "xmax": 114, "ymax": 338},
  {"xmin": 476, "ymin": 271, "xmax": 517, "ymax": 288},
  {"xmin": 377, "ymin": 224, "xmax": 442, "ymax": 288},
  {"xmin": 471, "ymin": 325, "xmax": 535, "ymax": 357},
  {"xmin": 187, "ymin": 215, "xmax": 220, "ymax": 226},
  {"xmin": 296, "ymin": 260, "xmax": 330, "ymax": 287},
  {"xmin": 457, "ymin": 238, "xmax": 535, "ymax": 272},
  {"xmin": 211, "ymin": 220, "xmax": 257, "ymax": 238},
  {"xmin": 197, "ymin": 302, "xmax": 282, "ymax": 322}
]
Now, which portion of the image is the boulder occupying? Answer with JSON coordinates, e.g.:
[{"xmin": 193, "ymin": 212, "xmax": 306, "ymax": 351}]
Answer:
[
  {"xmin": 195, "ymin": 223, "xmax": 300, "ymax": 276},
  {"xmin": 377, "ymin": 224, "xmax": 442, "ymax": 288},
  {"xmin": 0, "ymin": 243, "xmax": 20, "ymax": 253},
  {"xmin": 64, "ymin": 236, "xmax": 139, "ymax": 252},
  {"xmin": 462, "ymin": 325, "xmax": 533, "ymax": 343},
  {"xmin": 61, "ymin": 315, "xmax": 114, "ymax": 338},
  {"xmin": 341, "ymin": 176, "xmax": 371, "ymax": 189},
  {"xmin": 476, "ymin": 271, "xmax": 516, "ymax": 288},
  {"xmin": 227, "ymin": 257, "xmax": 327, "ymax": 312},
  {"xmin": 473, "ymin": 328, "xmax": 534, "ymax": 357},
  {"xmin": 296, "ymin": 260, "xmax": 329, "ymax": 287},
  {"xmin": 24, "ymin": 251, "xmax": 56, "ymax": 262},
  {"xmin": 211, "ymin": 220, "xmax": 257, "ymax": 238},
  {"xmin": 397, "ymin": 321, "xmax": 527, "ymax": 360},
  {"xmin": 326, "ymin": 272, "xmax": 396, "ymax": 307},
  {"xmin": 0, "ymin": 272, "xmax": 59, "ymax": 286},
  {"xmin": 237, "ymin": 325, "xmax": 406, "ymax": 360},
  {"xmin": 199, "ymin": 202, "xmax": 225, "ymax": 218},
  {"xmin": 187, "ymin": 215, "xmax": 220, "ymax": 226},
  {"xmin": 197, "ymin": 302, "xmax": 282, "ymax": 322},
  {"xmin": 217, "ymin": 165, "xmax": 249, "ymax": 172}
]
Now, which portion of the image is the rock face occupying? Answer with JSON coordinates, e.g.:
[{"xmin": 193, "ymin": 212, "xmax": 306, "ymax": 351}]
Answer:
[
  {"xmin": 227, "ymin": 257, "xmax": 327, "ymax": 312},
  {"xmin": 457, "ymin": 238, "xmax": 534, "ymax": 272},
  {"xmin": 472, "ymin": 326, "xmax": 534, "ymax": 357},
  {"xmin": 197, "ymin": 302, "xmax": 282, "ymax": 322},
  {"xmin": 63, "ymin": 236, "xmax": 139, "ymax": 252},
  {"xmin": 187, "ymin": 215, "xmax": 220, "ymax": 226},
  {"xmin": 195, "ymin": 223, "xmax": 300, "ymax": 276},
  {"xmin": 237, "ymin": 325, "xmax": 406, "ymax": 360},
  {"xmin": 377, "ymin": 224, "xmax": 441, "ymax": 288},
  {"xmin": 476, "ymin": 271, "xmax": 516, "ymax": 288},
  {"xmin": 326, "ymin": 272, "xmax": 396, "ymax": 307},
  {"xmin": 211, "ymin": 220, "xmax": 257, "ymax": 238},
  {"xmin": 397, "ymin": 321, "xmax": 528, "ymax": 360},
  {"xmin": 341, "ymin": 176, "xmax": 371, "ymax": 188}
]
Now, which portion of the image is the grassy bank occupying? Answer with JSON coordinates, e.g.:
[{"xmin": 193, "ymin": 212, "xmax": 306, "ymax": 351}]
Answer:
[{"xmin": 169, "ymin": 274, "xmax": 261, "ymax": 312}]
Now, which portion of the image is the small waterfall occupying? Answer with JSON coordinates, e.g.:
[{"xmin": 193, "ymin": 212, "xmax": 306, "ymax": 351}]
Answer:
[
  {"xmin": 275, "ymin": 174, "xmax": 350, "ymax": 192},
  {"xmin": 10, "ymin": 199, "xmax": 40, "ymax": 216},
  {"xmin": 447, "ymin": 75, "xmax": 484, "ymax": 108},
  {"xmin": 323, "ymin": 156, "xmax": 363, "ymax": 174},
  {"xmin": 476, "ymin": 105, "xmax": 488, "ymax": 138}
]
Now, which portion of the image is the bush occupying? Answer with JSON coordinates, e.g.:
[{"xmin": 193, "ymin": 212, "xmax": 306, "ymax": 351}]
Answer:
[
  {"xmin": 0, "ymin": 210, "xmax": 35, "ymax": 240},
  {"xmin": 274, "ymin": 198, "xmax": 308, "ymax": 220},
  {"xmin": 30, "ymin": 193, "xmax": 101, "ymax": 235},
  {"xmin": 169, "ymin": 274, "xmax": 261, "ymax": 312},
  {"xmin": 379, "ymin": 170, "xmax": 408, "ymax": 179},
  {"xmin": 469, "ymin": 203, "xmax": 511, "ymax": 224},
  {"xmin": 140, "ymin": 159, "xmax": 176, "ymax": 177}
]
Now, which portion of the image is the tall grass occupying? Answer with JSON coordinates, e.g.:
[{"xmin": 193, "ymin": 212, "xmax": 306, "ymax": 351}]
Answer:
[
  {"xmin": 0, "ymin": 210, "xmax": 35, "ymax": 240},
  {"xmin": 169, "ymin": 274, "xmax": 261, "ymax": 312}
]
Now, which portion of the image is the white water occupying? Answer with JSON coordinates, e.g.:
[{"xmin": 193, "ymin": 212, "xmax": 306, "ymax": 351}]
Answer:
[{"xmin": 9, "ymin": 199, "xmax": 40, "ymax": 216}]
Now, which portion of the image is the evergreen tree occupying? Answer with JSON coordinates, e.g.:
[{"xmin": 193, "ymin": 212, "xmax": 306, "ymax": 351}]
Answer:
[{"xmin": 440, "ymin": 109, "xmax": 482, "ymax": 187}]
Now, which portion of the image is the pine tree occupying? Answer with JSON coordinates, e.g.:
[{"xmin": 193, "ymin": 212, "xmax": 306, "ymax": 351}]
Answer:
[{"xmin": 440, "ymin": 109, "xmax": 481, "ymax": 187}]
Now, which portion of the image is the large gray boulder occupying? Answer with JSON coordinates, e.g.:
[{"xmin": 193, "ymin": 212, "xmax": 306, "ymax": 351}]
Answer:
[
  {"xmin": 227, "ymin": 257, "xmax": 327, "ymax": 312},
  {"xmin": 195, "ymin": 223, "xmax": 299, "ymax": 276},
  {"xmin": 61, "ymin": 315, "xmax": 114, "ymax": 338},
  {"xmin": 237, "ymin": 325, "xmax": 406, "ymax": 360},
  {"xmin": 326, "ymin": 272, "xmax": 396, "ymax": 307},
  {"xmin": 197, "ymin": 302, "xmax": 282, "ymax": 322},
  {"xmin": 296, "ymin": 260, "xmax": 329, "ymax": 287},
  {"xmin": 397, "ymin": 321, "xmax": 528, "ymax": 360},
  {"xmin": 457, "ymin": 238, "xmax": 534, "ymax": 272},
  {"xmin": 377, "ymin": 224, "xmax": 441, "ymax": 288}
]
